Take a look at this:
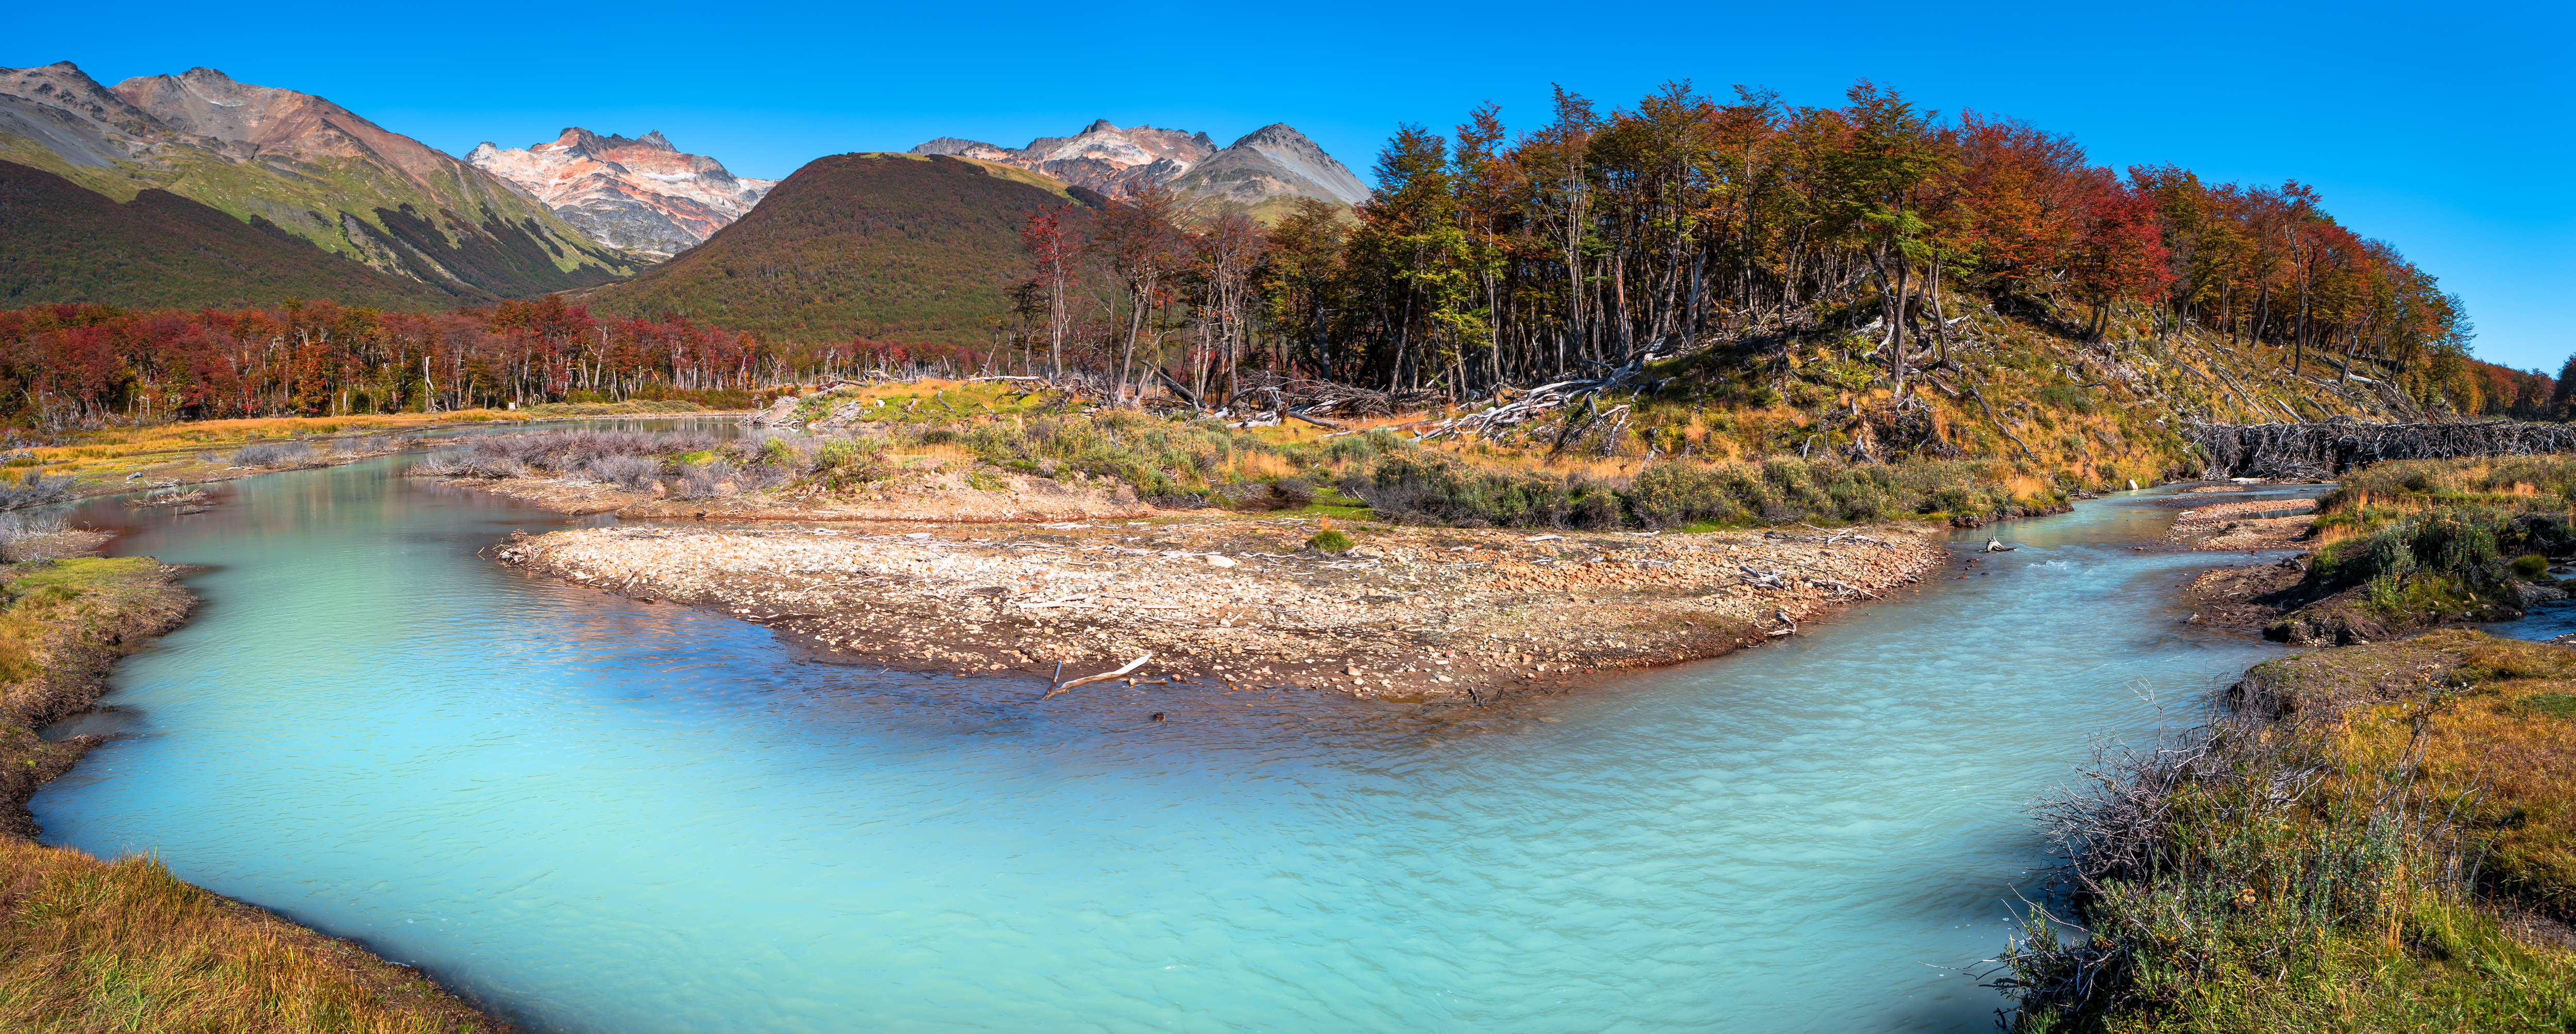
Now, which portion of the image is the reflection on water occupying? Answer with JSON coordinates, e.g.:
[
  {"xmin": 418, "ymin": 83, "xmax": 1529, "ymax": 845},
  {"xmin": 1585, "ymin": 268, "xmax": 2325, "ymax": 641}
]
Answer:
[{"xmin": 32, "ymin": 452, "xmax": 2287, "ymax": 1032}]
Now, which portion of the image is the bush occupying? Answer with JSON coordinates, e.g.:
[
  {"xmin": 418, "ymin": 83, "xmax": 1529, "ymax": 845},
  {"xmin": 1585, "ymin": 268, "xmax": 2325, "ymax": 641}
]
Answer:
[
  {"xmin": 1626, "ymin": 463, "xmax": 1752, "ymax": 527},
  {"xmin": 673, "ymin": 461, "xmax": 733, "ymax": 500},
  {"xmin": 2515, "ymin": 553, "xmax": 2551, "ymax": 580},
  {"xmin": 1271, "ymin": 477, "xmax": 1315, "ymax": 508},
  {"xmin": 585, "ymin": 455, "xmax": 660, "ymax": 492},
  {"xmin": 1308, "ymin": 529, "xmax": 1354, "ymax": 553},
  {"xmin": 232, "ymin": 441, "xmax": 313, "ymax": 467},
  {"xmin": 1344, "ymin": 455, "xmax": 1623, "ymax": 529},
  {"xmin": 0, "ymin": 472, "xmax": 73, "ymax": 512}
]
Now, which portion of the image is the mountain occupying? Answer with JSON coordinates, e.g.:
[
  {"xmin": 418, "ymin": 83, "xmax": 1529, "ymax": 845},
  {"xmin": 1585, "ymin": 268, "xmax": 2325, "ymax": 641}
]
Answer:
[
  {"xmin": 913, "ymin": 120, "xmax": 1213, "ymax": 196},
  {"xmin": 466, "ymin": 128, "xmax": 774, "ymax": 259},
  {"xmin": 911, "ymin": 121, "xmax": 1366, "ymax": 221},
  {"xmin": 0, "ymin": 159, "xmax": 462, "ymax": 310},
  {"xmin": 0, "ymin": 62, "xmax": 636, "ymax": 301},
  {"xmin": 1165, "ymin": 124, "xmax": 1371, "ymax": 222},
  {"xmin": 577, "ymin": 152, "xmax": 1089, "ymax": 344}
]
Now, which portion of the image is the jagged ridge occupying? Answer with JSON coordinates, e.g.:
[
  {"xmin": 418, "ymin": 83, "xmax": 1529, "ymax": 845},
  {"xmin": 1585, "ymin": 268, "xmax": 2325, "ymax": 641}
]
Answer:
[
  {"xmin": 466, "ymin": 128, "xmax": 774, "ymax": 259},
  {"xmin": 911, "ymin": 120, "xmax": 1366, "ymax": 219},
  {"xmin": 0, "ymin": 62, "xmax": 635, "ymax": 299}
]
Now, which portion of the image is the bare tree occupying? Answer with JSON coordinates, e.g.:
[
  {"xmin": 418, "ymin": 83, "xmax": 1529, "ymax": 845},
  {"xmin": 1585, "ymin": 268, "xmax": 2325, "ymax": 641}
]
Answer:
[{"xmin": 1087, "ymin": 190, "xmax": 1184, "ymax": 406}]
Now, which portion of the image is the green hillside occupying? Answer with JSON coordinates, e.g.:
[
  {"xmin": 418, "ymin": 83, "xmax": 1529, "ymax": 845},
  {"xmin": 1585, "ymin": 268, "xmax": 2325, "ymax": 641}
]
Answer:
[
  {"xmin": 0, "ymin": 64, "xmax": 637, "ymax": 301},
  {"xmin": 0, "ymin": 160, "xmax": 463, "ymax": 311},
  {"xmin": 578, "ymin": 152, "xmax": 1088, "ymax": 343}
]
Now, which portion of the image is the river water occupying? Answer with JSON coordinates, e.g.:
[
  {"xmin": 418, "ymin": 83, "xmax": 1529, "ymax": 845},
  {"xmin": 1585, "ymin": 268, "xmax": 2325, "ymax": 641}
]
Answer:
[{"xmin": 31, "ymin": 447, "xmax": 2291, "ymax": 1032}]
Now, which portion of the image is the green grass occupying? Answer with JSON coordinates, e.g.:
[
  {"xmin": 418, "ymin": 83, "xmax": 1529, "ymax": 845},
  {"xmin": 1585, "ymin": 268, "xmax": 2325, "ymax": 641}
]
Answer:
[{"xmin": 2007, "ymin": 631, "xmax": 2576, "ymax": 1032}]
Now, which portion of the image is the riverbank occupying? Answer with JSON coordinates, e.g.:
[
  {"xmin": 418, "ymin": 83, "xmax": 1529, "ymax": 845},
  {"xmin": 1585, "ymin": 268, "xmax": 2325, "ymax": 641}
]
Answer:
[
  {"xmin": 4, "ymin": 401, "xmax": 750, "ymax": 511},
  {"xmin": 0, "ymin": 542, "xmax": 506, "ymax": 1031},
  {"xmin": 2176, "ymin": 458, "xmax": 2576, "ymax": 646},
  {"xmin": 1999, "ymin": 629, "xmax": 2576, "ymax": 1030},
  {"xmin": 493, "ymin": 515, "xmax": 1947, "ymax": 703}
]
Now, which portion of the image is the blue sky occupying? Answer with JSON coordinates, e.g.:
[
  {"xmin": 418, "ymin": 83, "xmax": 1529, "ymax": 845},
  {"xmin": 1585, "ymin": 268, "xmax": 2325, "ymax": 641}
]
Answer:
[{"xmin": 11, "ymin": 2, "xmax": 2569, "ymax": 370}]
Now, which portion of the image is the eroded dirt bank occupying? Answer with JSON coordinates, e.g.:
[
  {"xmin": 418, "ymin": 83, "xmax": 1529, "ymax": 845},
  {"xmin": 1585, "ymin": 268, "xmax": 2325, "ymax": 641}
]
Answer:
[{"xmin": 494, "ymin": 517, "xmax": 1948, "ymax": 703}]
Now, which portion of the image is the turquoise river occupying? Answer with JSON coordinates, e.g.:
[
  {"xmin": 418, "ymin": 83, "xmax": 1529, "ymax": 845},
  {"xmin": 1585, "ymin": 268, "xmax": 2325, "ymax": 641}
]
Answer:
[{"xmin": 31, "ymin": 440, "xmax": 2298, "ymax": 1031}]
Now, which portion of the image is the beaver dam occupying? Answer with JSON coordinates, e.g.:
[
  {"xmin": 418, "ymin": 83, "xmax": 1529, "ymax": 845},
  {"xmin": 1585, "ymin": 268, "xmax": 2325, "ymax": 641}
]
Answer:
[{"xmin": 2195, "ymin": 419, "xmax": 2576, "ymax": 479}]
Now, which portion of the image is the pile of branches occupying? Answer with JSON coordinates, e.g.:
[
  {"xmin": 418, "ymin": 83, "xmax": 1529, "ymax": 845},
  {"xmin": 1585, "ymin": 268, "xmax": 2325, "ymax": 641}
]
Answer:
[
  {"xmin": 1231, "ymin": 371, "xmax": 1443, "ymax": 420},
  {"xmin": 2195, "ymin": 419, "xmax": 2576, "ymax": 479},
  {"xmin": 1411, "ymin": 349, "xmax": 1672, "ymax": 444}
]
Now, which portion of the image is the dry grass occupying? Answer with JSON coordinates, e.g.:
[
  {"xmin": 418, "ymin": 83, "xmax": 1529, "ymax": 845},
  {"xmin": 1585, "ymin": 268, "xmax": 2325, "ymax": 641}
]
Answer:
[
  {"xmin": 0, "ymin": 555, "xmax": 504, "ymax": 1032},
  {"xmin": 2339, "ymin": 631, "xmax": 2576, "ymax": 918},
  {"xmin": 2007, "ymin": 631, "xmax": 2576, "ymax": 1032},
  {"xmin": 20, "ymin": 400, "xmax": 728, "ymax": 483},
  {"xmin": 0, "ymin": 842, "xmax": 498, "ymax": 1033}
]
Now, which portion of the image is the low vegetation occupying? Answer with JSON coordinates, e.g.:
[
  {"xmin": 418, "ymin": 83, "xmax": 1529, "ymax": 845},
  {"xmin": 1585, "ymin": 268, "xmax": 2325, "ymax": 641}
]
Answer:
[
  {"xmin": 2002, "ymin": 630, "xmax": 2576, "ymax": 1032},
  {"xmin": 0, "ymin": 551, "xmax": 503, "ymax": 1032},
  {"xmin": 2266, "ymin": 457, "xmax": 2576, "ymax": 640},
  {"xmin": 417, "ymin": 377, "xmax": 2076, "ymax": 530}
]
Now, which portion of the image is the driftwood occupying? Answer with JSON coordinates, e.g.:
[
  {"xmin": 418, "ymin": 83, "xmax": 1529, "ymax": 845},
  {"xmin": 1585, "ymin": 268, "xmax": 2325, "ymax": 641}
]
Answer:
[
  {"xmin": 1410, "ymin": 349, "xmax": 1673, "ymax": 443},
  {"xmin": 2193, "ymin": 420, "xmax": 2576, "ymax": 479},
  {"xmin": 1232, "ymin": 371, "xmax": 1442, "ymax": 420},
  {"xmin": 1041, "ymin": 653, "xmax": 1154, "ymax": 700}
]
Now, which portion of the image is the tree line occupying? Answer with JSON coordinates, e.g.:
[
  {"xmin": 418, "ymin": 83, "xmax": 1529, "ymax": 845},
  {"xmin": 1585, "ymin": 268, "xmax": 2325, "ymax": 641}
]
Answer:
[
  {"xmin": 0, "ymin": 79, "xmax": 2525, "ymax": 429},
  {"xmin": 0, "ymin": 297, "xmax": 1005, "ymax": 428},
  {"xmin": 1010, "ymin": 80, "xmax": 2481, "ymax": 411}
]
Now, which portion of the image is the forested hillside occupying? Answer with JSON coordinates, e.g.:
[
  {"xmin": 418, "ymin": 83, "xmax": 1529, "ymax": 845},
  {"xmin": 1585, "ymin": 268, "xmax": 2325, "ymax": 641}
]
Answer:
[
  {"xmin": 0, "ymin": 161, "xmax": 461, "ymax": 312},
  {"xmin": 0, "ymin": 63, "xmax": 636, "ymax": 304},
  {"xmin": 578, "ymin": 153, "xmax": 1089, "ymax": 344}
]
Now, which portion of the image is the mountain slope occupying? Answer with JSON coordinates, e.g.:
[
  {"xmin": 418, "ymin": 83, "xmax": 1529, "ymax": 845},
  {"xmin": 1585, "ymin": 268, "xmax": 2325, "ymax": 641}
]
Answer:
[
  {"xmin": 466, "ymin": 128, "xmax": 774, "ymax": 259},
  {"xmin": 1166, "ymin": 124, "xmax": 1369, "ymax": 221},
  {"xmin": 0, "ymin": 159, "xmax": 461, "ymax": 311},
  {"xmin": 0, "ymin": 62, "xmax": 635, "ymax": 300},
  {"xmin": 577, "ymin": 153, "xmax": 1088, "ymax": 343}
]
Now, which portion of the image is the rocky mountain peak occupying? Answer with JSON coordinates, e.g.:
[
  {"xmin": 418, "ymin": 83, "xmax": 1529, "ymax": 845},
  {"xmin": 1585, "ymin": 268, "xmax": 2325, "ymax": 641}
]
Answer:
[
  {"xmin": 906, "ymin": 118, "xmax": 1364, "ymax": 217},
  {"xmin": 1166, "ymin": 122, "xmax": 1370, "ymax": 211},
  {"xmin": 908, "ymin": 120, "xmax": 1215, "ymax": 196},
  {"xmin": 466, "ymin": 127, "xmax": 773, "ymax": 258},
  {"xmin": 1, "ymin": 61, "xmax": 633, "ymax": 295},
  {"xmin": 173, "ymin": 66, "xmax": 249, "ymax": 97},
  {"xmin": 1233, "ymin": 123, "xmax": 1310, "ymax": 148}
]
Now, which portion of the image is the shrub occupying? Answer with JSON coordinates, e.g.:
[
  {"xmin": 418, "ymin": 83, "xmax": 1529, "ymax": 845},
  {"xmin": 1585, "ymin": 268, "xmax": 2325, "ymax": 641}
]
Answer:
[
  {"xmin": 673, "ymin": 461, "xmax": 733, "ymax": 500},
  {"xmin": 1626, "ymin": 463, "xmax": 1752, "ymax": 527},
  {"xmin": 1308, "ymin": 529, "xmax": 1354, "ymax": 553},
  {"xmin": 2514, "ymin": 553, "xmax": 2551, "ymax": 580},
  {"xmin": 1270, "ymin": 477, "xmax": 1315, "ymax": 508},
  {"xmin": 585, "ymin": 455, "xmax": 660, "ymax": 492},
  {"xmin": 0, "ymin": 472, "xmax": 72, "ymax": 512},
  {"xmin": 232, "ymin": 441, "xmax": 313, "ymax": 467},
  {"xmin": 1345, "ymin": 455, "xmax": 1624, "ymax": 529}
]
